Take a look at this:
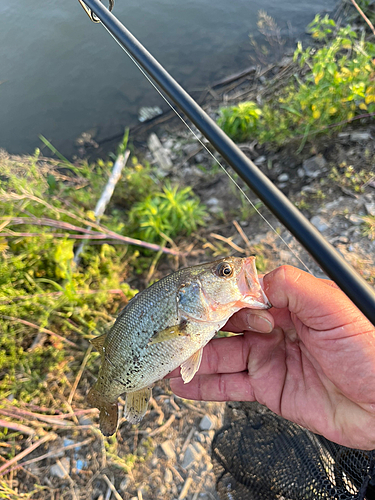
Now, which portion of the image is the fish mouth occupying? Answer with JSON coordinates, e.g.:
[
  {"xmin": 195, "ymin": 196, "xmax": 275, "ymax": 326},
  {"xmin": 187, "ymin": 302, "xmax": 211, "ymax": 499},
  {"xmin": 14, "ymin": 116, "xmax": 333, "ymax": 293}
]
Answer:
[{"xmin": 237, "ymin": 257, "xmax": 272, "ymax": 309}]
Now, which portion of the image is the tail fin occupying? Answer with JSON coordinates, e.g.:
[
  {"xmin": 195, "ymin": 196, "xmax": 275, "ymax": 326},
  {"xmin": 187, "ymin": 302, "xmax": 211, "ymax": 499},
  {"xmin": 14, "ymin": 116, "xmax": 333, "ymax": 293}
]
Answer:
[{"xmin": 87, "ymin": 385, "xmax": 119, "ymax": 437}]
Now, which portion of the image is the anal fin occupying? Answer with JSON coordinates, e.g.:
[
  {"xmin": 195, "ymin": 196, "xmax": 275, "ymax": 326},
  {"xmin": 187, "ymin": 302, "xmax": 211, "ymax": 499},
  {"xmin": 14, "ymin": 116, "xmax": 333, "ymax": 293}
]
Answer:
[
  {"xmin": 180, "ymin": 348, "xmax": 203, "ymax": 384},
  {"xmin": 125, "ymin": 387, "xmax": 152, "ymax": 424},
  {"xmin": 148, "ymin": 320, "xmax": 188, "ymax": 345}
]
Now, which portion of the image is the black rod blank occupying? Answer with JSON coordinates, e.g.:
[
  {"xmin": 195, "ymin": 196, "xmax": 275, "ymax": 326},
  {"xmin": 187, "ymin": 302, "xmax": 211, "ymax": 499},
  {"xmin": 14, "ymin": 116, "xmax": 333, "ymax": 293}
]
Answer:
[{"xmin": 82, "ymin": 0, "xmax": 375, "ymax": 325}]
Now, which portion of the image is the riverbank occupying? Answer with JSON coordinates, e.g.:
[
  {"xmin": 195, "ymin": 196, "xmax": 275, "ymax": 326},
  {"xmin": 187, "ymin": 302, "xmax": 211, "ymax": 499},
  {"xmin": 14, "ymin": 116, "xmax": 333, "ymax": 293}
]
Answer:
[{"xmin": 1, "ymin": 3, "xmax": 375, "ymax": 500}]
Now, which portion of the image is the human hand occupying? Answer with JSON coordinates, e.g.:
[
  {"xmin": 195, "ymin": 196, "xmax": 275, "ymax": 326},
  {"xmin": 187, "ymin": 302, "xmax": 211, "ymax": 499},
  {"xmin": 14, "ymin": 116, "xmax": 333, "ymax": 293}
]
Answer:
[{"xmin": 169, "ymin": 265, "xmax": 375, "ymax": 450}]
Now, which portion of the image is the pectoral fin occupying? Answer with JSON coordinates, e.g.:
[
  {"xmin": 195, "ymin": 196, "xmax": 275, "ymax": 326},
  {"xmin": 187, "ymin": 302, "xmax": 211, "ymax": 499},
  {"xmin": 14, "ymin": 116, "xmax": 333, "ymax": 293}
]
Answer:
[
  {"xmin": 90, "ymin": 333, "xmax": 107, "ymax": 359},
  {"xmin": 180, "ymin": 348, "xmax": 203, "ymax": 384},
  {"xmin": 148, "ymin": 320, "xmax": 188, "ymax": 345},
  {"xmin": 124, "ymin": 387, "xmax": 152, "ymax": 424}
]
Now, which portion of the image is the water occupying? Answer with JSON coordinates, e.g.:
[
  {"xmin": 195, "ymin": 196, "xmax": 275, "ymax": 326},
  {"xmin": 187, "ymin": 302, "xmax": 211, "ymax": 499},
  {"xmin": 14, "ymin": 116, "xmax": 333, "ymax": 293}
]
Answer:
[{"xmin": 0, "ymin": 0, "xmax": 336, "ymax": 157}]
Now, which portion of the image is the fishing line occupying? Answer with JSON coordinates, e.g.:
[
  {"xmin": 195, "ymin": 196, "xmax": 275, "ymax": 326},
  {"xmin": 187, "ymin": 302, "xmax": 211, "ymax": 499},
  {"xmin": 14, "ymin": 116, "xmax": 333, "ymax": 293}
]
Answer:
[{"xmin": 100, "ymin": 22, "xmax": 313, "ymax": 274}]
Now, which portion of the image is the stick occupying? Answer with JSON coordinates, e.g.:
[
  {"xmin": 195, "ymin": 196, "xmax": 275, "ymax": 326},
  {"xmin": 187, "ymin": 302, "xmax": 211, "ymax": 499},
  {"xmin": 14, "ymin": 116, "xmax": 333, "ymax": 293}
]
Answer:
[
  {"xmin": 233, "ymin": 220, "xmax": 253, "ymax": 253},
  {"xmin": 68, "ymin": 345, "xmax": 93, "ymax": 405},
  {"xmin": 209, "ymin": 232, "xmax": 246, "ymax": 253},
  {"xmin": 0, "ymin": 433, "xmax": 55, "ymax": 475},
  {"xmin": 101, "ymin": 474, "xmax": 123, "ymax": 500},
  {"xmin": 6, "ymin": 437, "xmax": 94, "ymax": 474},
  {"xmin": 0, "ymin": 419, "xmax": 35, "ymax": 436},
  {"xmin": 0, "ymin": 315, "xmax": 77, "ymax": 347},
  {"xmin": 148, "ymin": 415, "xmax": 176, "ymax": 437},
  {"xmin": 74, "ymin": 150, "xmax": 130, "ymax": 263},
  {"xmin": 350, "ymin": 0, "xmax": 375, "ymax": 36}
]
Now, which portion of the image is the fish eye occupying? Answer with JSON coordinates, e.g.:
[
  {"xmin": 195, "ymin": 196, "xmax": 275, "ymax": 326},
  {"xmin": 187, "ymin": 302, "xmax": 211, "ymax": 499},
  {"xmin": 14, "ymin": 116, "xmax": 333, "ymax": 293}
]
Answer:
[{"xmin": 216, "ymin": 262, "xmax": 234, "ymax": 278}]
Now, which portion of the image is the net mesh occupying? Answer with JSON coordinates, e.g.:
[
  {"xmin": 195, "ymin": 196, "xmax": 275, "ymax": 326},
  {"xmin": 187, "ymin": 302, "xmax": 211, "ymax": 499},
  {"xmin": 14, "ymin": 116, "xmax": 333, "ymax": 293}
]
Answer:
[{"xmin": 212, "ymin": 402, "xmax": 375, "ymax": 500}]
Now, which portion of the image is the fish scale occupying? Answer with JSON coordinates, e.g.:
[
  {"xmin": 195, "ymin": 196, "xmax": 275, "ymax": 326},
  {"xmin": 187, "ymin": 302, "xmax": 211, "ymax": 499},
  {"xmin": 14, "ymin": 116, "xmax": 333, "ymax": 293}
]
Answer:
[{"xmin": 87, "ymin": 256, "xmax": 271, "ymax": 436}]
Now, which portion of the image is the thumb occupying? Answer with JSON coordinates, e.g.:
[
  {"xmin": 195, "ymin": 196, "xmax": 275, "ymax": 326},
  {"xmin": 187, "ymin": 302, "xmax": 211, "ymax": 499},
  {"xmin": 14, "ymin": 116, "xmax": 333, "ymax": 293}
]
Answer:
[{"xmin": 263, "ymin": 266, "xmax": 361, "ymax": 330}]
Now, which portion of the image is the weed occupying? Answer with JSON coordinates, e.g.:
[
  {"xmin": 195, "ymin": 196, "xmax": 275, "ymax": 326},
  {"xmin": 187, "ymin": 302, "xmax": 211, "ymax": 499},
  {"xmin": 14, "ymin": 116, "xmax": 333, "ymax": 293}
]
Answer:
[
  {"xmin": 218, "ymin": 14, "xmax": 375, "ymax": 146},
  {"xmin": 128, "ymin": 182, "xmax": 207, "ymax": 243},
  {"xmin": 329, "ymin": 162, "xmax": 374, "ymax": 192},
  {"xmin": 362, "ymin": 215, "xmax": 375, "ymax": 239}
]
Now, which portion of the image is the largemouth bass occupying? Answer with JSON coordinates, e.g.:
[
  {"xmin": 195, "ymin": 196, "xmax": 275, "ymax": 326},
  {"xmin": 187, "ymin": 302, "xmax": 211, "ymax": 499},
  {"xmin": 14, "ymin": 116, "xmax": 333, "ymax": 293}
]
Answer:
[{"xmin": 87, "ymin": 256, "xmax": 270, "ymax": 436}]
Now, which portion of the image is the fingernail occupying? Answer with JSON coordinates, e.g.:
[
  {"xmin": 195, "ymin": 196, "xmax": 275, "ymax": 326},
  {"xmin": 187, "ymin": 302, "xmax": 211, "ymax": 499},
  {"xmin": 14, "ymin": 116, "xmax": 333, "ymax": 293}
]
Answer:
[{"xmin": 247, "ymin": 313, "xmax": 272, "ymax": 333}]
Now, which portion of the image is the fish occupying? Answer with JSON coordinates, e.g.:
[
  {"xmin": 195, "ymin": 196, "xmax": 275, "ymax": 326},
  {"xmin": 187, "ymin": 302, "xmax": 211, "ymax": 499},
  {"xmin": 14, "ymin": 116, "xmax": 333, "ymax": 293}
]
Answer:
[{"xmin": 87, "ymin": 256, "xmax": 271, "ymax": 436}]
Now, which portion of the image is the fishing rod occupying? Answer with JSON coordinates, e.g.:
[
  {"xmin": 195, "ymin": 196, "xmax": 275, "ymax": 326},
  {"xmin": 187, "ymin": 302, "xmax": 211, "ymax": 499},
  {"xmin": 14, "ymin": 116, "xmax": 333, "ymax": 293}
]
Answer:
[{"xmin": 78, "ymin": 0, "xmax": 375, "ymax": 326}]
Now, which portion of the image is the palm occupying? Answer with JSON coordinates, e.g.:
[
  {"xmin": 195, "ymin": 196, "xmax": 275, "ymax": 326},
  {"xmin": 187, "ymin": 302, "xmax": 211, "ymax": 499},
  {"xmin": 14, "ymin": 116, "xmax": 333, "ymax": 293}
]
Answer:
[{"xmin": 169, "ymin": 266, "xmax": 375, "ymax": 450}]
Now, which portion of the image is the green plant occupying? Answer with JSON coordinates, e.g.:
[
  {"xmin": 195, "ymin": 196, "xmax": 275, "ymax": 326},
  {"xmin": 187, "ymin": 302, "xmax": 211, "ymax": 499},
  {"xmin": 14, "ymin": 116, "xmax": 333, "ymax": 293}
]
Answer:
[
  {"xmin": 218, "ymin": 15, "xmax": 375, "ymax": 146},
  {"xmin": 329, "ymin": 162, "xmax": 374, "ymax": 192},
  {"xmin": 363, "ymin": 215, "xmax": 375, "ymax": 239},
  {"xmin": 218, "ymin": 102, "xmax": 262, "ymax": 143},
  {"xmin": 129, "ymin": 182, "xmax": 207, "ymax": 243}
]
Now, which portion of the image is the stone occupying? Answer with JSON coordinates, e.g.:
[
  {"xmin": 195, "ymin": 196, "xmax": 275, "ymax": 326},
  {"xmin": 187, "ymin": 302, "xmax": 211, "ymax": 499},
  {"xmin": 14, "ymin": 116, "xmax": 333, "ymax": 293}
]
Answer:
[
  {"xmin": 350, "ymin": 131, "xmax": 372, "ymax": 142},
  {"xmin": 254, "ymin": 155, "xmax": 266, "ymax": 165},
  {"xmin": 164, "ymin": 468, "xmax": 173, "ymax": 483},
  {"xmin": 365, "ymin": 202, "xmax": 375, "ymax": 216},
  {"xmin": 138, "ymin": 106, "xmax": 163, "ymax": 123},
  {"xmin": 297, "ymin": 168, "xmax": 305, "ymax": 178},
  {"xmin": 349, "ymin": 214, "xmax": 364, "ymax": 226},
  {"xmin": 302, "ymin": 155, "xmax": 327, "ymax": 178},
  {"xmin": 50, "ymin": 457, "xmax": 70, "ymax": 478},
  {"xmin": 181, "ymin": 444, "xmax": 200, "ymax": 469},
  {"xmin": 277, "ymin": 173, "xmax": 289, "ymax": 182},
  {"xmin": 182, "ymin": 143, "xmax": 200, "ymax": 155},
  {"xmin": 148, "ymin": 133, "xmax": 172, "ymax": 173},
  {"xmin": 199, "ymin": 414, "xmax": 216, "ymax": 431},
  {"xmin": 195, "ymin": 153, "xmax": 205, "ymax": 163},
  {"xmin": 192, "ymin": 442, "xmax": 206, "ymax": 456},
  {"xmin": 120, "ymin": 476, "xmax": 131, "ymax": 492},
  {"xmin": 160, "ymin": 440, "xmax": 176, "ymax": 461},
  {"xmin": 310, "ymin": 215, "xmax": 329, "ymax": 233}
]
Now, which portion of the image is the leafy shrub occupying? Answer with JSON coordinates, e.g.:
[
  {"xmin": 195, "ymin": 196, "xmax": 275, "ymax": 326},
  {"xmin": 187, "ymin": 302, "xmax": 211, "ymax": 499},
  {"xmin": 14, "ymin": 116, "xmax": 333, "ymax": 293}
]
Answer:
[{"xmin": 218, "ymin": 15, "xmax": 375, "ymax": 146}]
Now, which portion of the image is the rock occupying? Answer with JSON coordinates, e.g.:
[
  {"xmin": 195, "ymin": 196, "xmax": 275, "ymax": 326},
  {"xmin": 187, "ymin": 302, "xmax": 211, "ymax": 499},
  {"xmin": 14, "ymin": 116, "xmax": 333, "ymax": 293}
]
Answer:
[
  {"xmin": 350, "ymin": 131, "xmax": 372, "ymax": 142},
  {"xmin": 148, "ymin": 133, "xmax": 172, "ymax": 174},
  {"xmin": 199, "ymin": 414, "xmax": 216, "ymax": 431},
  {"xmin": 50, "ymin": 457, "xmax": 70, "ymax": 478},
  {"xmin": 297, "ymin": 168, "xmax": 305, "ymax": 178},
  {"xmin": 78, "ymin": 415, "xmax": 93, "ymax": 426},
  {"xmin": 182, "ymin": 143, "xmax": 200, "ymax": 156},
  {"xmin": 302, "ymin": 155, "xmax": 327, "ymax": 178},
  {"xmin": 181, "ymin": 444, "xmax": 200, "ymax": 469},
  {"xmin": 192, "ymin": 442, "xmax": 206, "ymax": 456},
  {"xmin": 164, "ymin": 468, "xmax": 173, "ymax": 483},
  {"xmin": 310, "ymin": 215, "xmax": 329, "ymax": 232},
  {"xmin": 160, "ymin": 440, "xmax": 176, "ymax": 461},
  {"xmin": 365, "ymin": 202, "xmax": 375, "ymax": 216},
  {"xmin": 254, "ymin": 155, "xmax": 266, "ymax": 165},
  {"xmin": 349, "ymin": 214, "xmax": 363, "ymax": 226},
  {"xmin": 195, "ymin": 153, "xmax": 205, "ymax": 163},
  {"xmin": 206, "ymin": 197, "xmax": 223, "ymax": 214},
  {"xmin": 277, "ymin": 182, "xmax": 288, "ymax": 189},
  {"xmin": 120, "ymin": 476, "xmax": 131, "ymax": 492},
  {"xmin": 278, "ymin": 173, "xmax": 289, "ymax": 182},
  {"xmin": 195, "ymin": 432, "xmax": 206, "ymax": 443}
]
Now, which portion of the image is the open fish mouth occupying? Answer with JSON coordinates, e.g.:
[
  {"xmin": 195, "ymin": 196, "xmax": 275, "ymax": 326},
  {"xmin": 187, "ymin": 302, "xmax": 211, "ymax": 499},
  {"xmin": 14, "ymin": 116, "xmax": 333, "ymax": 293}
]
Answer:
[{"xmin": 237, "ymin": 257, "xmax": 272, "ymax": 309}]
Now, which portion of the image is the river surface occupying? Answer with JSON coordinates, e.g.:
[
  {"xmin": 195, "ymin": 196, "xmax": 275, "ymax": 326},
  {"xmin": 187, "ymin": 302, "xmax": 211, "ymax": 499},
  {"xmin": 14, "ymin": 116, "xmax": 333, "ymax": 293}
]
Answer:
[{"xmin": 0, "ymin": 0, "xmax": 336, "ymax": 157}]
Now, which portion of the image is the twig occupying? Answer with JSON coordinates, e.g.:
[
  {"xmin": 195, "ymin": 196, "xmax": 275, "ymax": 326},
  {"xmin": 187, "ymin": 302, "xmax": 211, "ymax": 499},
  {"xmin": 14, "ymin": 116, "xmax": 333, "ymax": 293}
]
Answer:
[
  {"xmin": 0, "ymin": 315, "xmax": 77, "ymax": 348},
  {"xmin": 209, "ymin": 233, "xmax": 245, "ymax": 253},
  {"xmin": 68, "ymin": 345, "xmax": 93, "ymax": 405},
  {"xmin": 169, "ymin": 464, "xmax": 184, "ymax": 483},
  {"xmin": 74, "ymin": 149, "xmax": 130, "ymax": 263},
  {"xmin": 6, "ymin": 437, "xmax": 94, "ymax": 474},
  {"xmin": 0, "ymin": 433, "xmax": 55, "ymax": 475},
  {"xmin": 148, "ymin": 415, "xmax": 176, "ymax": 437},
  {"xmin": 350, "ymin": 0, "xmax": 375, "ymax": 36},
  {"xmin": 178, "ymin": 476, "xmax": 193, "ymax": 500},
  {"xmin": 0, "ymin": 419, "xmax": 35, "ymax": 436},
  {"xmin": 181, "ymin": 427, "xmax": 196, "ymax": 455},
  {"xmin": 181, "ymin": 401, "xmax": 206, "ymax": 416},
  {"xmin": 149, "ymin": 397, "xmax": 164, "ymax": 426},
  {"xmin": 101, "ymin": 474, "xmax": 123, "ymax": 500},
  {"xmin": 232, "ymin": 220, "xmax": 253, "ymax": 254}
]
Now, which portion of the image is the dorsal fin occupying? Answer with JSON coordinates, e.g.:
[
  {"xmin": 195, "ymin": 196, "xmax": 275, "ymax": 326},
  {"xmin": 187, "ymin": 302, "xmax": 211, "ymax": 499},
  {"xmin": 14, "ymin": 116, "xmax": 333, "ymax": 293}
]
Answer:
[{"xmin": 90, "ymin": 333, "xmax": 107, "ymax": 355}]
